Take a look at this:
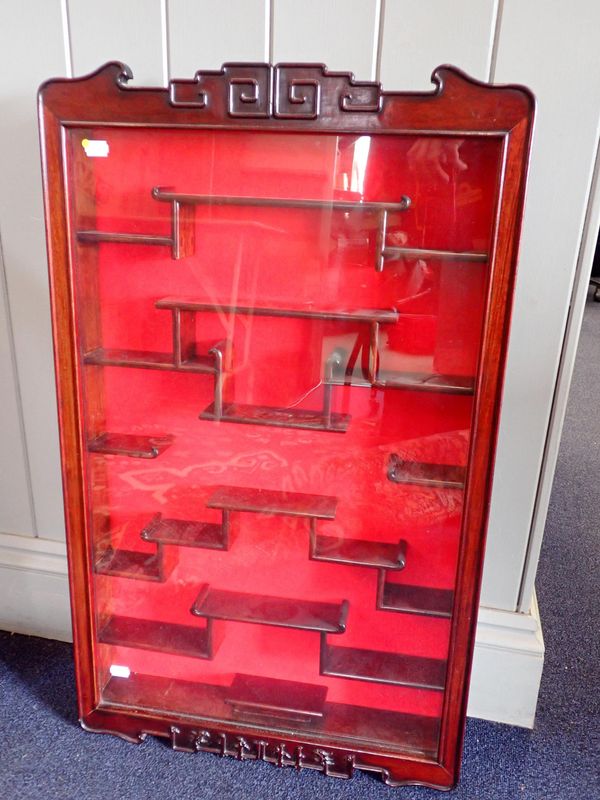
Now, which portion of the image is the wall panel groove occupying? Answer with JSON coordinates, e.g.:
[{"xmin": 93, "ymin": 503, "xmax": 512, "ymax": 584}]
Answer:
[
  {"xmin": 68, "ymin": 0, "xmax": 164, "ymax": 83},
  {"xmin": 167, "ymin": 1, "xmax": 267, "ymax": 78},
  {"xmin": 482, "ymin": 0, "xmax": 600, "ymax": 609},
  {"xmin": 272, "ymin": 0, "xmax": 379, "ymax": 80},
  {"xmin": 0, "ymin": 0, "xmax": 69, "ymax": 540}
]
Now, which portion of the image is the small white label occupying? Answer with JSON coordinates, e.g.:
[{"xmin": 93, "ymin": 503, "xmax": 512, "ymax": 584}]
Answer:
[
  {"xmin": 109, "ymin": 664, "xmax": 131, "ymax": 678},
  {"xmin": 82, "ymin": 138, "xmax": 109, "ymax": 158}
]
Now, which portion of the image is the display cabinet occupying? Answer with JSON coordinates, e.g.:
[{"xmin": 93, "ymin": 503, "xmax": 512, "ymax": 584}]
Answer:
[{"xmin": 38, "ymin": 62, "xmax": 533, "ymax": 789}]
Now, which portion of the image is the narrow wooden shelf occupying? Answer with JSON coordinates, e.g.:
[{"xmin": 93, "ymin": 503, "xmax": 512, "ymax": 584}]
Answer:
[
  {"xmin": 152, "ymin": 187, "xmax": 411, "ymax": 213},
  {"xmin": 201, "ymin": 400, "xmax": 351, "ymax": 432},
  {"xmin": 379, "ymin": 583, "xmax": 454, "ymax": 618},
  {"xmin": 94, "ymin": 548, "xmax": 165, "ymax": 582},
  {"xmin": 376, "ymin": 370, "xmax": 475, "ymax": 394},
  {"xmin": 207, "ymin": 485, "xmax": 338, "ymax": 520},
  {"xmin": 191, "ymin": 585, "xmax": 349, "ymax": 634},
  {"xmin": 383, "ymin": 246, "xmax": 487, "ymax": 262},
  {"xmin": 321, "ymin": 643, "xmax": 446, "ymax": 691},
  {"xmin": 83, "ymin": 347, "xmax": 215, "ymax": 374},
  {"xmin": 141, "ymin": 514, "xmax": 226, "ymax": 550},
  {"xmin": 77, "ymin": 231, "xmax": 172, "ymax": 247},
  {"xmin": 387, "ymin": 455, "xmax": 466, "ymax": 489},
  {"xmin": 88, "ymin": 432, "xmax": 174, "ymax": 459},
  {"xmin": 155, "ymin": 297, "xmax": 399, "ymax": 325},
  {"xmin": 225, "ymin": 673, "xmax": 328, "ymax": 725},
  {"xmin": 324, "ymin": 702, "xmax": 440, "ymax": 759},
  {"xmin": 312, "ymin": 534, "xmax": 406, "ymax": 570},
  {"xmin": 328, "ymin": 363, "xmax": 475, "ymax": 396},
  {"xmin": 98, "ymin": 614, "xmax": 212, "ymax": 658},
  {"xmin": 102, "ymin": 672, "xmax": 440, "ymax": 758}
]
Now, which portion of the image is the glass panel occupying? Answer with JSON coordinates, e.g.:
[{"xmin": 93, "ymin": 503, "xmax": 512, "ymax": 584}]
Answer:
[{"xmin": 66, "ymin": 127, "xmax": 503, "ymax": 759}]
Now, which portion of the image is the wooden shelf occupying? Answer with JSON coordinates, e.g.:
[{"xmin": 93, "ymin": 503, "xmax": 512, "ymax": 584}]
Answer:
[
  {"xmin": 207, "ymin": 485, "xmax": 338, "ymax": 520},
  {"xmin": 387, "ymin": 455, "xmax": 466, "ymax": 489},
  {"xmin": 83, "ymin": 347, "xmax": 215, "ymax": 374},
  {"xmin": 102, "ymin": 672, "xmax": 440, "ymax": 758},
  {"xmin": 152, "ymin": 187, "xmax": 411, "ymax": 213},
  {"xmin": 383, "ymin": 246, "xmax": 487, "ymax": 262},
  {"xmin": 201, "ymin": 400, "xmax": 351, "ymax": 433},
  {"xmin": 94, "ymin": 548, "xmax": 165, "ymax": 582},
  {"xmin": 312, "ymin": 534, "xmax": 406, "ymax": 570},
  {"xmin": 191, "ymin": 585, "xmax": 349, "ymax": 634},
  {"xmin": 225, "ymin": 673, "xmax": 328, "ymax": 725},
  {"xmin": 379, "ymin": 583, "xmax": 454, "ymax": 618},
  {"xmin": 321, "ymin": 643, "xmax": 446, "ymax": 691},
  {"xmin": 141, "ymin": 514, "xmax": 227, "ymax": 550},
  {"xmin": 98, "ymin": 614, "xmax": 212, "ymax": 658},
  {"xmin": 376, "ymin": 370, "xmax": 475, "ymax": 394},
  {"xmin": 77, "ymin": 230, "xmax": 172, "ymax": 247},
  {"xmin": 151, "ymin": 188, "xmax": 409, "ymax": 270},
  {"xmin": 88, "ymin": 432, "xmax": 174, "ymax": 459},
  {"xmin": 329, "ymin": 363, "xmax": 475, "ymax": 396},
  {"xmin": 155, "ymin": 298, "xmax": 399, "ymax": 325}
]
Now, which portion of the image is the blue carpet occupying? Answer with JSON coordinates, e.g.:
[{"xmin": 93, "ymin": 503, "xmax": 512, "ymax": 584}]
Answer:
[{"xmin": 1, "ymin": 293, "xmax": 599, "ymax": 799}]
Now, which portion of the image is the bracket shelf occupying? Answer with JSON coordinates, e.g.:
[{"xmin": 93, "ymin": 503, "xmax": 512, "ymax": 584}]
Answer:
[
  {"xmin": 83, "ymin": 347, "xmax": 216, "ymax": 374},
  {"xmin": 387, "ymin": 454, "xmax": 466, "ymax": 490},
  {"xmin": 329, "ymin": 364, "xmax": 475, "ymax": 396},
  {"xmin": 206, "ymin": 485, "xmax": 337, "ymax": 519},
  {"xmin": 154, "ymin": 298, "xmax": 399, "ymax": 325},
  {"xmin": 311, "ymin": 532, "xmax": 406, "ymax": 571},
  {"xmin": 94, "ymin": 547, "xmax": 167, "ymax": 582},
  {"xmin": 76, "ymin": 187, "xmax": 412, "ymax": 269},
  {"xmin": 200, "ymin": 348, "xmax": 351, "ymax": 433},
  {"xmin": 225, "ymin": 673, "xmax": 328, "ymax": 726},
  {"xmin": 191, "ymin": 585, "xmax": 349, "ymax": 634},
  {"xmin": 155, "ymin": 298, "xmax": 402, "ymax": 432},
  {"xmin": 200, "ymin": 400, "xmax": 351, "ymax": 433},
  {"xmin": 152, "ymin": 187, "xmax": 411, "ymax": 213},
  {"xmin": 87, "ymin": 433, "xmax": 174, "ymax": 459},
  {"xmin": 382, "ymin": 246, "xmax": 488, "ymax": 263},
  {"xmin": 207, "ymin": 485, "xmax": 407, "ymax": 577},
  {"xmin": 141, "ymin": 513, "xmax": 230, "ymax": 551},
  {"xmin": 378, "ymin": 581, "xmax": 454, "ymax": 618},
  {"xmin": 99, "ymin": 614, "xmax": 214, "ymax": 659},
  {"xmin": 320, "ymin": 641, "xmax": 447, "ymax": 691},
  {"xmin": 153, "ymin": 187, "xmax": 411, "ymax": 271},
  {"xmin": 77, "ymin": 230, "xmax": 173, "ymax": 247}
]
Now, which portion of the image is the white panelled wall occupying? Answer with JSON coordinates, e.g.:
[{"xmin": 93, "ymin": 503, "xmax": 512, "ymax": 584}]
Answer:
[{"xmin": 1, "ymin": 0, "xmax": 598, "ymax": 728}]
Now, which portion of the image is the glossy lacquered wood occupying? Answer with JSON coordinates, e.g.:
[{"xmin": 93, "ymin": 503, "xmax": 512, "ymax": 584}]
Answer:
[{"xmin": 38, "ymin": 61, "xmax": 534, "ymax": 790}]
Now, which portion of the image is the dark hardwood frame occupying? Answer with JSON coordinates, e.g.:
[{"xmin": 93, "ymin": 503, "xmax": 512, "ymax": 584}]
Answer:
[{"xmin": 38, "ymin": 61, "xmax": 534, "ymax": 789}]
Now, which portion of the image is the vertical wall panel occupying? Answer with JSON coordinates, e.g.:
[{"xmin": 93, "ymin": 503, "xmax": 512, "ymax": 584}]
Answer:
[
  {"xmin": 0, "ymin": 0, "xmax": 68, "ymax": 540},
  {"xmin": 273, "ymin": 0, "xmax": 379, "ymax": 79},
  {"xmin": 168, "ymin": 0, "xmax": 267, "ymax": 77},
  {"xmin": 380, "ymin": 0, "xmax": 498, "ymax": 88},
  {"xmin": 0, "ymin": 241, "xmax": 34, "ymax": 535},
  {"xmin": 68, "ymin": 0, "xmax": 163, "ymax": 83},
  {"xmin": 480, "ymin": 0, "xmax": 600, "ymax": 609}
]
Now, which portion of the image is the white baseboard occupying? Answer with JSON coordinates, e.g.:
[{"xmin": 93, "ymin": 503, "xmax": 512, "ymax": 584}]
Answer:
[
  {"xmin": 0, "ymin": 533, "xmax": 71, "ymax": 641},
  {"xmin": 0, "ymin": 535, "xmax": 544, "ymax": 728},
  {"xmin": 468, "ymin": 593, "xmax": 545, "ymax": 727}
]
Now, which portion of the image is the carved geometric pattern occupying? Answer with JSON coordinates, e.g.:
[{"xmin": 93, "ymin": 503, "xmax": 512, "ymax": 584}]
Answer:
[
  {"xmin": 168, "ymin": 63, "xmax": 382, "ymax": 119},
  {"xmin": 168, "ymin": 725, "xmax": 402, "ymax": 785}
]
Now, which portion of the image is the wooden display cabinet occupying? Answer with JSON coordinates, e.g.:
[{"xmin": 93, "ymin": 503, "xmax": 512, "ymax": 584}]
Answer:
[{"xmin": 38, "ymin": 61, "xmax": 533, "ymax": 789}]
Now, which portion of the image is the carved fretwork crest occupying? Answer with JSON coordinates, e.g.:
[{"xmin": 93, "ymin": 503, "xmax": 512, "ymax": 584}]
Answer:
[{"xmin": 168, "ymin": 63, "xmax": 383, "ymax": 118}]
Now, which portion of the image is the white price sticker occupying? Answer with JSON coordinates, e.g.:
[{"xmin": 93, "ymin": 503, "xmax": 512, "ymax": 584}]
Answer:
[
  {"xmin": 109, "ymin": 664, "xmax": 131, "ymax": 678},
  {"xmin": 82, "ymin": 138, "xmax": 109, "ymax": 158}
]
